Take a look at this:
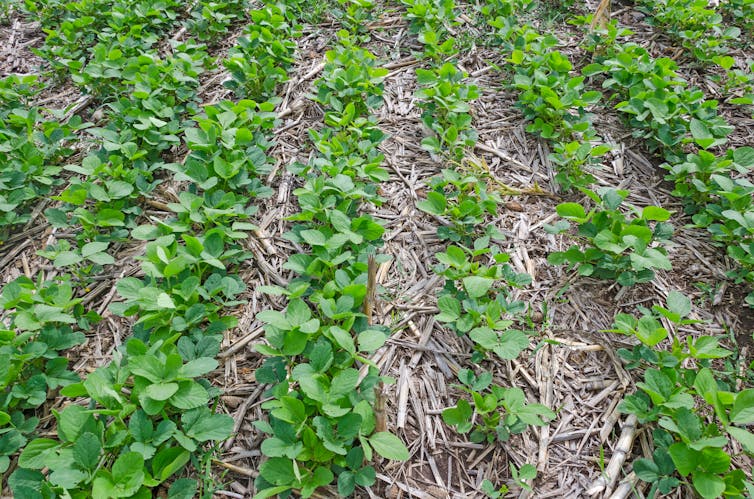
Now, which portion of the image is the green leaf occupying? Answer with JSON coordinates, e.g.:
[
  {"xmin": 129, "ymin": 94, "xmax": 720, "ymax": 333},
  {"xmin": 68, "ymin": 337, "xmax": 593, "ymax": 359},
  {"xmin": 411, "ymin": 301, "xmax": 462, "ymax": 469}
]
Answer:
[
  {"xmin": 556, "ymin": 202, "xmax": 586, "ymax": 220},
  {"xmin": 635, "ymin": 316, "xmax": 667, "ymax": 346},
  {"xmin": 53, "ymin": 251, "xmax": 83, "ymax": 267},
  {"xmin": 436, "ymin": 295, "xmax": 461, "ymax": 322},
  {"xmin": 183, "ymin": 411, "xmax": 233, "ymax": 441},
  {"xmin": 416, "ymin": 192, "xmax": 447, "ymax": 215},
  {"xmin": 178, "ymin": 358, "xmax": 218, "ymax": 378},
  {"xmin": 727, "ymin": 427, "xmax": 754, "ymax": 453},
  {"xmin": 641, "ymin": 206, "xmax": 671, "ymax": 221},
  {"xmin": 153, "ymin": 447, "xmax": 190, "ymax": 481},
  {"xmin": 666, "ymin": 291, "xmax": 691, "ymax": 319},
  {"xmin": 168, "ymin": 478, "xmax": 198, "ymax": 499},
  {"xmin": 690, "ymin": 119, "xmax": 715, "ymax": 149},
  {"xmin": 692, "ymin": 471, "xmax": 726, "ymax": 499},
  {"xmin": 18, "ymin": 439, "xmax": 59, "ymax": 469},
  {"xmin": 668, "ymin": 442, "xmax": 699, "ymax": 476},
  {"xmin": 358, "ymin": 329, "xmax": 387, "ymax": 352},
  {"xmin": 73, "ymin": 432, "xmax": 101, "ymax": 471},
  {"xmin": 112, "ymin": 452, "xmax": 145, "ymax": 496},
  {"xmin": 329, "ymin": 369, "xmax": 359, "ymax": 400},
  {"xmin": 462, "ymin": 276, "xmax": 494, "ymax": 298},
  {"xmin": 146, "ymin": 382, "xmax": 179, "ymax": 401},
  {"xmin": 731, "ymin": 389, "xmax": 754, "ymax": 424},
  {"xmin": 442, "ymin": 399, "xmax": 473, "ymax": 427},
  {"xmin": 170, "ymin": 381, "xmax": 209, "ymax": 410},
  {"xmin": 368, "ymin": 432, "xmax": 409, "ymax": 461},
  {"xmin": 81, "ymin": 241, "xmax": 109, "ymax": 257},
  {"xmin": 57, "ymin": 405, "xmax": 93, "ymax": 443},
  {"xmin": 259, "ymin": 457, "xmax": 296, "ymax": 486},
  {"xmin": 300, "ymin": 229, "xmax": 327, "ymax": 246}
]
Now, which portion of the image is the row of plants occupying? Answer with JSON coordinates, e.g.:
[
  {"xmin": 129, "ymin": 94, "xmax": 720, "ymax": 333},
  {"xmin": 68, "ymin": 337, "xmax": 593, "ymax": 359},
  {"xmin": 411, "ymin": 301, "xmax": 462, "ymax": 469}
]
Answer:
[
  {"xmin": 0, "ymin": 75, "xmax": 85, "ymax": 232},
  {"xmin": 506, "ymin": 9, "xmax": 754, "ymax": 498},
  {"xmin": 478, "ymin": 3, "xmax": 678, "ymax": 288},
  {"xmin": 252, "ymin": 30, "xmax": 409, "ymax": 498},
  {"xmin": 2, "ymin": 1, "xmax": 289, "ymax": 496},
  {"xmin": 475, "ymin": 3, "xmax": 754, "ymax": 497},
  {"xmin": 574, "ymin": 26, "xmax": 754, "ymax": 305},
  {"xmin": 608, "ymin": 291, "xmax": 754, "ymax": 498},
  {"xmin": 635, "ymin": 0, "xmax": 742, "ymax": 64},
  {"xmin": 404, "ymin": 4, "xmax": 558, "ymax": 495},
  {"xmin": 485, "ymin": 0, "xmax": 611, "ymax": 192}
]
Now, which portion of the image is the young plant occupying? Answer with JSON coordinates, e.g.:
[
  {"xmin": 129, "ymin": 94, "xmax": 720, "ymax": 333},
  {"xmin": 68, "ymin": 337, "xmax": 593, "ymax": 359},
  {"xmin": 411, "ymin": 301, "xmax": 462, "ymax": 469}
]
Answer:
[
  {"xmin": 11, "ymin": 337, "xmax": 232, "ymax": 498},
  {"xmin": 434, "ymin": 242, "xmax": 532, "ymax": 361},
  {"xmin": 415, "ymin": 63, "xmax": 479, "ymax": 160},
  {"xmin": 442, "ymin": 369, "xmax": 555, "ymax": 444},
  {"xmin": 417, "ymin": 168, "xmax": 502, "ymax": 244},
  {"xmin": 223, "ymin": 5, "xmax": 299, "ymax": 101},
  {"xmin": 609, "ymin": 293, "xmax": 754, "ymax": 498},
  {"xmin": 546, "ymin": 188, "xmax": 674, "ymax": 286},
  {"xmin": 0, "ymin": 275, "xmax": 99, "ymax": 474}
]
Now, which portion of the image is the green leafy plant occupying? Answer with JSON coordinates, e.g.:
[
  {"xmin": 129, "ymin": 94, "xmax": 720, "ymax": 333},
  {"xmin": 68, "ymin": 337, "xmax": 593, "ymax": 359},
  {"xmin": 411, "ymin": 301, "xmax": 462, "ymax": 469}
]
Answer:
[
  {"xmin": 223, "ymin": 5, "xmax": 299, "ymax": 101},
  {"xmin": 11, "ymin": 337, "xmax": 231, "ymax": 498},
  {"xmin": 480, "ymin": 462, "xmax": 536, "ymax": 497},
  {"xmin": 415, "ymin": 62, "xmax": 479, "ymax": 160},
  {"xmin": 609, "ymin": 293, "xmax": 754, "ymax": 498},
  {"xmin": 417, "ymin": 168, "xmax": 503, "ymax": 244},
  {"xmin": 0, "ymin": 275, "xmax": 99, "ymax": 474},
  {"xmin": 442, "ymin": 369, "xmax": 555, "ymax": 444},
  {"xmin": 546, "ymin": 188, "xmax": 674, "ymax": 286}
]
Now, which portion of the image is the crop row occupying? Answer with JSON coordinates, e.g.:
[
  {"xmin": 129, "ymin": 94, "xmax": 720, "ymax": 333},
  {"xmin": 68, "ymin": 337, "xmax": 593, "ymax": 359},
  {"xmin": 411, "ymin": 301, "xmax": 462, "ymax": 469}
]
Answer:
[
  {"xmin": 2, "ymin": 0, "xmax": 301, "ymax": 497},
  {"xmin": 251, "ymin": 19, "xmax": 413, "ymax": 495},
  {"xmin": 479, "ymin": 2, "xmax": 754, "ymax": 496},
  {"xmin": 404, "ymin": 2, "xmax": 559, "ymax": 494}
]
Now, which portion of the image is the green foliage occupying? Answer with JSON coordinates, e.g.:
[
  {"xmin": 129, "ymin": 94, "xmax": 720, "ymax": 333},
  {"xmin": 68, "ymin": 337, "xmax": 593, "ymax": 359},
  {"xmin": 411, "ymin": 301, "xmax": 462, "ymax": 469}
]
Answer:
[
  {"xmin": 487, "ymin": 16, "xmax": 608, "ymax": 190},
  {"xmin": 442, "ymin": 369, "xmax": 555, "ymax": 444},
  {"xmin": 0, "ymin": 275, "xmax": 99, "ymax": 474},
  {"xmin": 546, "ymin": 188, "xmax": 674, "ymax": 286},
  {"xmin": 167, "ymin": 99, "xmax": 277, "ymax": 197},
  {"xmin": 312, "ymin": 32, "xmax": 388, "ymax": 116},
  {"xmin": 223, "ymin": 5, "xmax": 299, "ymax": 101},
  {"xmin": 415, "ymin": 63, "xmax": 479, "ymax": 160},
  {"xmin": 10, "ymin": 337, "xmax": 229, "ymax": 497},
  {"xmin": 186, "ymin": 0, "xmax": 249, "ymax": 42},
  {"xmin": 252, "ymin": 34, "xmax": 407, "ymax": 498},
  {"xmin": 611, "ymin": 295, "xmax": 754, "ymax": 498},
  {"xmin": 434, "ymin": 242, "xmax": 531, "ymax": 360},
  {"xmin": 416, "ymin": 168, "xmax": 502, "ymax": 244},
  {"xmin": 401, "ymin": 0, "xmax": 458, "ymax": 58},
  {"xmin": 332, "ymin": 0, "xmax": 377, "ymax": 36},
  {"xmin": 636, "ymin": 0, "xmax": 741, "ymax": 64},
  {"xmin": 0, "ymin": 76, "xmax": 84, "ymax": 230}
]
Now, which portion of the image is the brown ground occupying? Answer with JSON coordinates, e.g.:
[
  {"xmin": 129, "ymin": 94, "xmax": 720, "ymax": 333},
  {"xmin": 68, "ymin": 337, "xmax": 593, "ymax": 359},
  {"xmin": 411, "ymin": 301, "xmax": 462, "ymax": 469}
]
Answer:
[{"xmin": 1, "ymin": 1, "xmax": 753, "ymax": 498}]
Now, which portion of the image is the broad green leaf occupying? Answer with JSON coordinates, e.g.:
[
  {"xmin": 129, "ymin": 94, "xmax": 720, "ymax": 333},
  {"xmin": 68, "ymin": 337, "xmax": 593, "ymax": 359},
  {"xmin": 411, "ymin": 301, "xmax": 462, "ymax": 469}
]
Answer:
[
  {"xmin": 666, "ymin": 291, "xmax": 691, "ymax": 319},
  {"xmin": 18, "ymin": 439, "xmax": 59, "ymax": 469},
  {"xmin": 170, "ymin": 381, "xmax": 209, "ymax": 410},
  {"xmin": 731, "ymin": 389, "xmax": 754, "ymax": 424},
  {"xmin": 145, "ymin": 382, "xmax": 179, "ymax": 401},
  {"xmin": 73, "ymin": 432, "xmax": 101, "ymax": 471},
  {"xmin": 692, "ymin": 471, "xmax": 726, "ymax": 499},
  {"xmin": 641, "ymin": 206, "xmax": 671, "ymax": 221},
  {"xmin": 368, "ymin": 432, "xmax": 409, "ymax": 461},
  {"xmin": 111, "ymin": 452, "xmax": 144, "ymax": 496},
  {"xmin": 727, "ymin": 426, "xmax": 754, "ymax": 453},
  {"xmin": 153, "ymin": 447, "xmax": 190, "ymax": 481},
  {"xmin": 178, "ymin": 358, "xmax": 218, "ymax": 378},
  {"xmin": 556, "ymin": 202, "xmax": 586, "ymax": 220},
  {"xmin": 462, "ymin": 276, "xmax": 494, "ymax": 298}
]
